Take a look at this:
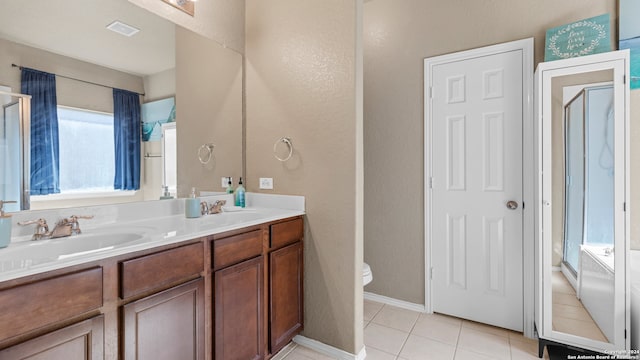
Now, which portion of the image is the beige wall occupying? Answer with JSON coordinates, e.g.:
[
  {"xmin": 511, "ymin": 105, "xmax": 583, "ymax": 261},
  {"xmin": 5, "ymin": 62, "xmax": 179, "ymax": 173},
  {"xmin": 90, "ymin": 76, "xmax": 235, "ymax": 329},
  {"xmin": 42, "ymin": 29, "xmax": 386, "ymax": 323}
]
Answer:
[
  {"xmin": 128, "ymin": 0, "xmax": 245, "ymax": 54},
  {"xmin": 175, "ymin": 27, "xmax": 243, "ymax": 197},
  {"xmin": 245, "ymin": 0, "xmax": 363, "ymax": 354},
  {"xmin": 143, "ymin": 68, "xmax": 176, "ymax": 102},
  {"xmin": 363, "ymin": 0, "xmax": 619, "ymax": 304}
]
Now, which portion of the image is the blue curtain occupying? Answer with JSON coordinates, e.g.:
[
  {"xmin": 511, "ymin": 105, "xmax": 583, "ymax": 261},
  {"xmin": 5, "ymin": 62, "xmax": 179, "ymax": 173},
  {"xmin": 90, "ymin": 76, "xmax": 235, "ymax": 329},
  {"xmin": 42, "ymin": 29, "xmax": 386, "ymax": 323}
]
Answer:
[
  {"xmin": 113, "ymin": 89, "xmax": 141, "ymax": 190},
  {"xmin": 21, "ymin": 68, "xmax": 60, "ymax": 195}
]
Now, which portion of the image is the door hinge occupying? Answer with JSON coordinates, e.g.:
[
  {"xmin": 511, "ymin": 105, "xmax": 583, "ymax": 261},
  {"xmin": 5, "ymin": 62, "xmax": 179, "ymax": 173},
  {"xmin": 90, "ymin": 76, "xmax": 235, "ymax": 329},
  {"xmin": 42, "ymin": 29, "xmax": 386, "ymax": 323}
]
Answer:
[
  {"xmin": 522, "ymin": 202, "xmax": 525, "ymax": 210},
  {"xmin": 430, "ymin": 267, "xmax": 433, "ymax": 280},
  {"xmin": 429, "ymin": 86, "xmax": 433, "ymax": 99},
  {"xmin": 429, "ymin": 177, "xmax": 433, "ymax": 189},
  {"xmin": 624, "ymin": 202, "xmax": 627, "ymax": 212},
  {"xmin": 625, "ymin": 329, "xmax": 627, "ymax": 339},
  {"xmin": 623, "ymin": 75, "xmax": 627, "ymax": 84}
]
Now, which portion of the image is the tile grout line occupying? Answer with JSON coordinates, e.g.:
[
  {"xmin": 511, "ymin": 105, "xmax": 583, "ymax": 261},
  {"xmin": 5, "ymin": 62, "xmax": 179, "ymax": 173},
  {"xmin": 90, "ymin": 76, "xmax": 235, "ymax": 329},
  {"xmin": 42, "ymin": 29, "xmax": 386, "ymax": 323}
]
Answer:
[
  {"xmin": 451, "ymin": 320, "xmax": 463, "ymax": 360},
  {"xmin": 367, "ymin": 301, "xmax": 539, "ymax": 360},
  {"xmin": 394, "ymin": 311, "xmax": 422, "ymax": 359}
]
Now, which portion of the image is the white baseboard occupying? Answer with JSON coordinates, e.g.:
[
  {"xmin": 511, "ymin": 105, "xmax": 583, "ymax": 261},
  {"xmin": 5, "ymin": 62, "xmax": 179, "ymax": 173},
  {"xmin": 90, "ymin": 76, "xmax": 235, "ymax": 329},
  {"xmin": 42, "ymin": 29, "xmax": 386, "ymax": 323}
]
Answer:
[
  {"xmin": 270, "ymin": 342, "xmax": 298, "ymax": 360},
  {"xmin": 364, "ymin": 292, "xmax": 427, "ymax": 313},
  {"xmin": 293, "ymin": 335, "xmax": 366, "ymax": 360}
]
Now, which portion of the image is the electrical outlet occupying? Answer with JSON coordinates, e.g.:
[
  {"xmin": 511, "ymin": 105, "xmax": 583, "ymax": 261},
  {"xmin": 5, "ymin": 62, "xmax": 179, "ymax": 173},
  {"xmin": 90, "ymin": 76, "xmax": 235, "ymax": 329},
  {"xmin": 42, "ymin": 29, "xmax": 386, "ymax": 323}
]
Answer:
[
  {"xmin": 221, "ymin": 177, "xmax": 232, "ymax": 188},
  {"xmin": 259, "ymin": 177, "xmax": 273, "ymax": 190}
]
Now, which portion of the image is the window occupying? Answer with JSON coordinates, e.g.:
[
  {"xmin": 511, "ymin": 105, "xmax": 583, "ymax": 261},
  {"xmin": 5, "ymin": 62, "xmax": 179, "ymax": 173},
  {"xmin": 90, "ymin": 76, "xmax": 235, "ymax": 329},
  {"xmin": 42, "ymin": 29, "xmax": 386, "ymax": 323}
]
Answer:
[{"xmin": 56, "ymin": 106, "xmax": 115, "ymax": 193}]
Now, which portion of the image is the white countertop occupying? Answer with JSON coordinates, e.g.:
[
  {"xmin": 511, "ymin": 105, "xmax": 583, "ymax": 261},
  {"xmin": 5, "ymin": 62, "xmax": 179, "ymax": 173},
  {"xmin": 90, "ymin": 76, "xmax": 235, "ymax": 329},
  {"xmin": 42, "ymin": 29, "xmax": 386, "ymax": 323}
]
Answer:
[{"xmin": 0, "ymin": 193, "xmax": 304, "ymax": 283}]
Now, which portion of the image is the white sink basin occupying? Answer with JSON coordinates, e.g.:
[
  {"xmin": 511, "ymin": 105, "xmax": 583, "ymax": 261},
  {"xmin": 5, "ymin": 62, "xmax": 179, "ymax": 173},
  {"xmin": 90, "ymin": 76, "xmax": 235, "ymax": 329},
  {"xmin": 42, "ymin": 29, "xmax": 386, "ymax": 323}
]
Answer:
[{"xmin": 0, "ymin": 231, "xmax": 147, "ymax": 271}]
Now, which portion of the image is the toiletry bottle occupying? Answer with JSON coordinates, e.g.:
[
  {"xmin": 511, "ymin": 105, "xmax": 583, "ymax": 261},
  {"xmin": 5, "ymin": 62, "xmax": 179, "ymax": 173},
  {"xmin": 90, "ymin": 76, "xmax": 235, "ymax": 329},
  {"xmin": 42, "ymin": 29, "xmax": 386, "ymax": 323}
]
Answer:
[
  {"xmin": 0, "ymin": 200, "xmax": 17, "ymax": 248},
  {"xmin": 226, "ymin": 177, "xmax": 234, "ymax": 194},
  {"xmin": 235, "ymin": 177, "xmax": 246, "ymax": 208},
  {"xmin": 185, "ymin": 188, "xmax": 201, "ymax": 218},
  {"xmin": 160, "ymin": 185, "xmax": 174, "ymax": 200}
]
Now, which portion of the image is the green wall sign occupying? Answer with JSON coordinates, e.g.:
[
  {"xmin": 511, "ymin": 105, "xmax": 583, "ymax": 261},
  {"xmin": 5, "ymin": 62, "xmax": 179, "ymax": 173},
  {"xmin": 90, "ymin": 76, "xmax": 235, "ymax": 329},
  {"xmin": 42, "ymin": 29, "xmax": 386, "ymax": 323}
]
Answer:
[{"xmin": 545, "ymin": 14, "xmax": 611, "ymax": 61}]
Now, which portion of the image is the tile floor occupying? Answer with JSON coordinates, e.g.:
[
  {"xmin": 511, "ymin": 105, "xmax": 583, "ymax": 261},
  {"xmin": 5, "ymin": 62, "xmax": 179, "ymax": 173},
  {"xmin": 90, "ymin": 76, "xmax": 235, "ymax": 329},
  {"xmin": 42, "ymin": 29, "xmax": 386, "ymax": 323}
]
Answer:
[
  {"xmin": 275, "ymin": 300, "xmax": 550, "ymax": 360},
  {"xmin": 551, "ymin": 271, "xmax": 608, "ymax": 342}
]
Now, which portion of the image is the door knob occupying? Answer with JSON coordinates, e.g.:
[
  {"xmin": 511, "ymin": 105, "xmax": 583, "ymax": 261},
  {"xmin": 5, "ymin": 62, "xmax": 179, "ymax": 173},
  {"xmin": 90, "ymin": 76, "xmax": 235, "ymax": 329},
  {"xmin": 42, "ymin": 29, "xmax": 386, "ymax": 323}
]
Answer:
[{"xmin": 506, "ymin": 201, "xmax": 518, "ymax": 210}]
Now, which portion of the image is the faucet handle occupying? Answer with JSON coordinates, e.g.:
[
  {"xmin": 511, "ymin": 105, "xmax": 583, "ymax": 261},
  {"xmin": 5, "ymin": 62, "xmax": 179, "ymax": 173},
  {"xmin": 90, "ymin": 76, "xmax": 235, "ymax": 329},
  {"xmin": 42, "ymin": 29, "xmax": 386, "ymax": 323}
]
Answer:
[
  {"xmin": 67, "ymin": 215, "xmax": 94, "ymax": 235},
  {"xmin": 18, "ymin": 218, "xmax": 50, "ymax": 240},
  {"xmin": 200, "ymin": 202, "xmax": 209, "ymax": 216},
  {"xmin": 70, "ymin": 215, "xmax": 94, "ymax": 220}
]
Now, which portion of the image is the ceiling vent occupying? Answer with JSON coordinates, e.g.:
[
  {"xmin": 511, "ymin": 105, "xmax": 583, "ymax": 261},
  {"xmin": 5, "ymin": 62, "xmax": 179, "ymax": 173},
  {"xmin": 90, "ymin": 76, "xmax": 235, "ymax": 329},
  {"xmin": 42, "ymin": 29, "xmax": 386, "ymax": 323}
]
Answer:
[{"xmin": 106, "ymin": 21, "xmax": 140, "ymax": 37}]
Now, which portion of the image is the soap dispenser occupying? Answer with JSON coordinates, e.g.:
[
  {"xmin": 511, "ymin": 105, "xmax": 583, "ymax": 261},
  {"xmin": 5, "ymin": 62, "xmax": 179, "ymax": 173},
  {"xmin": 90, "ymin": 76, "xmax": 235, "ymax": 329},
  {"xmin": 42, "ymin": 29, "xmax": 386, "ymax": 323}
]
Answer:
[
  {"xmin": 225, "ymin": 177, "xmax": 234, "ymax": 194},
  {"xmin": 0, "ymin": 200, "xmax": 16, "ymax": 248},
  {"xmin": 185, "ymin": 188, "xmax": 201, "ymax": 218},
  {"xmin": 235, "ymin": 178, "xmax": 246, "ymax": 208}
]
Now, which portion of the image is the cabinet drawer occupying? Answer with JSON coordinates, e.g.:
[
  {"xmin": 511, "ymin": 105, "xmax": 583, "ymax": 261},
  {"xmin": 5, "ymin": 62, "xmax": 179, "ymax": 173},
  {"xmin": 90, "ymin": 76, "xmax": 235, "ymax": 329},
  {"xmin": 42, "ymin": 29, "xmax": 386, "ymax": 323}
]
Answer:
[
  {"xmin": 270, "ymin": 218, "xmax": 303, "ymax": 249},
  {"xmin": 0, "ymin": 267, "xmax": 103, "ymax": 341},
  {"xmin": 213, "ymin": 229, "xmax": 263, "ymax": 271},
  {"xmin": 0, "ymin": 316, "xmax": 104, "ymax": 360},
  {"xmin": 120, "ymin": 242, "xmax": 204, "ymax": 299}
]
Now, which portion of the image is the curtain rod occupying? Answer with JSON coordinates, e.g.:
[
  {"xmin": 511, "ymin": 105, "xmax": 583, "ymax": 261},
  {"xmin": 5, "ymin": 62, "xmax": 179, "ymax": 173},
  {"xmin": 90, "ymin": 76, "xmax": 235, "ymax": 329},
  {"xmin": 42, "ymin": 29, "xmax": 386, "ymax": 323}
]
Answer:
[{"xmin": 11, "ymin": 63, "xmax": 145, "ymax": 96}]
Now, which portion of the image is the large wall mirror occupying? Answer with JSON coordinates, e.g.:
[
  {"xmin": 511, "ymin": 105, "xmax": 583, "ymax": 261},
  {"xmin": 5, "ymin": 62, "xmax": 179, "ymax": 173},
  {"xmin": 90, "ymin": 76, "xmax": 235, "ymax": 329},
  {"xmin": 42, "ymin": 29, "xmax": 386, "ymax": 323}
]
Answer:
[
  {"xmin": 0, "ymin": 0, "xmax": 243, "ymax": 212},
  {"xmin": 535, "ymin": 50, "xmax": 630, "ymax": 354}
]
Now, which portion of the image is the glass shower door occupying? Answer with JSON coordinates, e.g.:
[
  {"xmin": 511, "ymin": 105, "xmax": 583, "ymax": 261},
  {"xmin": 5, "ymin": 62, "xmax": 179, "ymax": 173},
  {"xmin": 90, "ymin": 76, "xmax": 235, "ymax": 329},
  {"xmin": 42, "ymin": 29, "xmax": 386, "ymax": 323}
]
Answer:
[
  {"xmin": 563, "ymin": 85, "xmax": 615, "ymax": 273},
  {"xmin": 584, "ymin": 87, "xmax": 615, "ymax": 247},
  {"xmin": 563, "ymin": 91, "xmax": 585, "ymax": 273},
  {"xmin": 0, "ymin": 91, "xmax": 30, "ymax": 211}
]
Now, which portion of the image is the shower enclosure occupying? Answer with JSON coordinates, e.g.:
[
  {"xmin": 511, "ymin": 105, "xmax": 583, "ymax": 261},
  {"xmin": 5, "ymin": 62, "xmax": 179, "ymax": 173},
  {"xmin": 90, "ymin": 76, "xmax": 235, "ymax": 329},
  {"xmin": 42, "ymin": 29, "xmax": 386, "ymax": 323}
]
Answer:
[
  {"xmin": 0, "ymin": 90, "xmax": 31, "ymax": 211},
  {"xmin": 563, "ymin": 85, "xmax": 615, "ymax": 274}
]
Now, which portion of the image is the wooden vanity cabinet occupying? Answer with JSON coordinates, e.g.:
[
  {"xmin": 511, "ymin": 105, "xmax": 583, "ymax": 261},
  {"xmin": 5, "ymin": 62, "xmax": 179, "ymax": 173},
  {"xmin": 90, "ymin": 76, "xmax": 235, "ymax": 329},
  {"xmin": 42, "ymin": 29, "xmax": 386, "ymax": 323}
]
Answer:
[
  {"xmin": 268, "ymin": 218, "xmax": 304, "ymax": 354},
  {"xmin": 214, "ymin": 256, "xmax": 264, "ymax": 360},
  {"xmin": 119, "ymin": 243, "xmax": 205, "ymax": 360},
  {"xmin": 0, "ymin": 215, "xmax": 303, "ymax": 360},
  {"xmin": 122, "ymin": 278, "xmax": 205, "ymax": 360},
  {"xmin": 0, "ymin": 316, "xmax": 105, "ymax": 360},
  {"xmin": 212, "ymin": 216, "xmax": 304, "ymax": 360},
  {"xmin": 213, "ymin": 228, "xmax": 265, "ymax": 360},
  {"xmin": 0, "ymin": 267, "xmax": 104, "ymax": 360}
]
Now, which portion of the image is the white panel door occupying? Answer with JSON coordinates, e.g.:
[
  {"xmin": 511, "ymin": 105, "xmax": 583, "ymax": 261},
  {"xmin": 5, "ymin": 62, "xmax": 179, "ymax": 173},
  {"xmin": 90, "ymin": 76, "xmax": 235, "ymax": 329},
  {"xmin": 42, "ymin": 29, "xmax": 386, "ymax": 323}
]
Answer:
[{"xmin": 430, "ymin": 50, "xmax": 524, "ymax": 331}]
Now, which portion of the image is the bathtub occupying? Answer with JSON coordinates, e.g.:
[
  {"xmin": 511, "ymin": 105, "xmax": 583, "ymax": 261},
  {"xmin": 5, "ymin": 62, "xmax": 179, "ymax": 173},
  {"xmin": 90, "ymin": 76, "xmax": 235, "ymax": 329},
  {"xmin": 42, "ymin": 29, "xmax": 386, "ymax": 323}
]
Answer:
[
  {"xmin": 631, "ymin": 250, "xmax": 640, "ymax": 350},
  {"xmin": 578, "ymin": 244, "xmax": 615, "ymax": 342}
]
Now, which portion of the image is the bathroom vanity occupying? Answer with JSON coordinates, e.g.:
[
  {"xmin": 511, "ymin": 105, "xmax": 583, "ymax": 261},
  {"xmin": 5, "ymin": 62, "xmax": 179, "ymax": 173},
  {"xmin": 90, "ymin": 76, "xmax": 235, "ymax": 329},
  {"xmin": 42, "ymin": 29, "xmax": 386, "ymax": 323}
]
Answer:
[{"xmin": 0, "ymin": 197, "xmax": 304, "ymax": 360}]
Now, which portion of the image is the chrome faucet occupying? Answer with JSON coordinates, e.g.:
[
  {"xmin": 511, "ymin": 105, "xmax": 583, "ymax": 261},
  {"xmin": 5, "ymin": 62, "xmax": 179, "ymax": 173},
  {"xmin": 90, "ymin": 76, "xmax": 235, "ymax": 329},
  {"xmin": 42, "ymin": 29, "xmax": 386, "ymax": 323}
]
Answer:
[
  {"xmin": 17, "ymin": 218, "xmax": 50, "ymax": 240},
  {"xmin": 19, "ymin": 215, "xmax": 94, "ymax": 240},
  {"xmin": 209, "ymin": 200, "xmax": 226, "ymax": 214}
]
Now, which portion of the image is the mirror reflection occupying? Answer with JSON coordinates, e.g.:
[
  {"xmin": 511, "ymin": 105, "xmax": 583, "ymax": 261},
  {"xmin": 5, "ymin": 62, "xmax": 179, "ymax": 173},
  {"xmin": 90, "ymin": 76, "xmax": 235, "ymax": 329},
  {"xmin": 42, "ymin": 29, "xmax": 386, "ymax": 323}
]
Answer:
[
  {"xmin": 0, "ymin": 90, "xmax": 29, "ymax": 212},
  {"xmin": 551, "ymin": 70, "xmax": 616, "ymax": 343},
  {"xmin": 0, "ymin": 0, "xmax": 174, "ymax": 210},
  {"xmin": 0, "ymin": 0, "xmax": 243, "ymax": 211}
]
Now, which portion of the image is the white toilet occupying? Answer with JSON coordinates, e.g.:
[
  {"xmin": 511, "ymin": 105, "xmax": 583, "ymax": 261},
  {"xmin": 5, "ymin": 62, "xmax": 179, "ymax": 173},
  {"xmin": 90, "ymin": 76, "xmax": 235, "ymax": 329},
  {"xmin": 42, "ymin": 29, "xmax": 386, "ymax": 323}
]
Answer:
[{"xmin": 363, "ymin": 262, "xmax": 373, "ymax": 286}]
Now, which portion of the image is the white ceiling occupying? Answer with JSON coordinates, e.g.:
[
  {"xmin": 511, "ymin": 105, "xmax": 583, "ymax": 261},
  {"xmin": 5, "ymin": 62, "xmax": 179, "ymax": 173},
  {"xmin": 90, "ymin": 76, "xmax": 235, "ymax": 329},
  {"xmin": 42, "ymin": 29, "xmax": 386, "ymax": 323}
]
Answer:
[{"xmin": 0, "ymin": 0, "xmax": 175, "ymax": 77}]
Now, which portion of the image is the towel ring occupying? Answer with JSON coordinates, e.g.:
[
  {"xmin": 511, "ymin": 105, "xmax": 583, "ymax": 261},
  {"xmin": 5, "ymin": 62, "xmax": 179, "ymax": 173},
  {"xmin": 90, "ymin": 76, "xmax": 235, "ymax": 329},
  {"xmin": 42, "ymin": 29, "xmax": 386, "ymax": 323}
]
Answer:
[
  {"xmin": 273, "ymin": 137, "xmax": 293, "ymax": 162},
  {"xmin": 198, "ymin": 143, "xmax": 215, "ymax": 164}
]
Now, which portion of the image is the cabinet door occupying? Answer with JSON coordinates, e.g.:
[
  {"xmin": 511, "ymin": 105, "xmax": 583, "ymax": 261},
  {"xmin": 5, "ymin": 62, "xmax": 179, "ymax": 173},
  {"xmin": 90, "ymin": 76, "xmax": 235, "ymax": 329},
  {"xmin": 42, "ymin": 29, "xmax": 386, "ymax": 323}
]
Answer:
[
  {"xmin": 122, "ymin": 278, "xmax": 204, "ymax": 360},
  {"xmin": 0, "ymin": 316, "xmax": 104, "ymax": 360},
  {"xmin": 214, "ymin": 256, "xmax": 263, "ymax": 360},
  {"xmin": 269, "ymin": 241, "xmax": 303, "ymax": 353}
]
